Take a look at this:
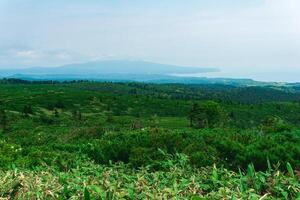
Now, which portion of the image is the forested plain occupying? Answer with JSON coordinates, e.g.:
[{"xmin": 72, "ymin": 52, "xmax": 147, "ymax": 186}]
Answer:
[{"xmin": 1, "ymin": 79, "xmax": 300, "ymax": 199}]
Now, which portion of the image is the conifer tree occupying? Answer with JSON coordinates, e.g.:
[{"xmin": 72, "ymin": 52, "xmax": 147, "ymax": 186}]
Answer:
[{"xmin": 0, "ymin": 108, "xmax": 7, "ymax": 132}]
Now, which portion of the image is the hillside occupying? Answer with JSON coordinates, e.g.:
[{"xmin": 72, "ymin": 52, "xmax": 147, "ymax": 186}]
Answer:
[{"xmin": 0, "ymin": 81, "xmax": 300, "ymax": 199}]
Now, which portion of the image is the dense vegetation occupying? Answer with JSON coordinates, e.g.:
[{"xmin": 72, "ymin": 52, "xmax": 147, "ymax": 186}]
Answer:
[{"xmin": 0, "ymin": 80, "xmax": 300, "ymax": 199}]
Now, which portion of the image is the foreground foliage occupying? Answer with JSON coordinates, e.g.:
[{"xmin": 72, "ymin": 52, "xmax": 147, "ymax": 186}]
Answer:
[{"xmin": 1, "ymin": 155, "xmax": 300, "ymax": 200}]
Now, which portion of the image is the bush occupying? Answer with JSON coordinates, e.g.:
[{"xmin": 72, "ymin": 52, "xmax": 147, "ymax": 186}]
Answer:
[
  {"xmin": 0, "ymin": 140, "xmax": 21, "ymax": 168},
  {"xmin": 81, "ymin": 129, "xmax": 300, "ymax": 171},
  {"xmin": 261, "ymin": 116, "xmax": 293, "ymax": 134},
  {"xmin": 189, "ymin": 101, "xmax": 226, "ymax": 128}
]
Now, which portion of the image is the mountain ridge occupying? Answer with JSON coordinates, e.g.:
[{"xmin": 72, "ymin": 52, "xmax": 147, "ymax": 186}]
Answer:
[{"xmin": 0, "ymin": 60, "xmax": 219, "ymax": 76}]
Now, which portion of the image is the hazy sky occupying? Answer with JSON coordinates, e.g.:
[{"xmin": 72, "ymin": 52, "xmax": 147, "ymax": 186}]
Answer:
[{"xmin": 0, "ymin": 0, "xmax": 299, "ymax": 81}]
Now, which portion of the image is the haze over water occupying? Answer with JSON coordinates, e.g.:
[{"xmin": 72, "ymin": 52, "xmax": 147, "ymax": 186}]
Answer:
[{"xmin": 194, "ymin": 70, "xmax": 300, "ymax": 83}]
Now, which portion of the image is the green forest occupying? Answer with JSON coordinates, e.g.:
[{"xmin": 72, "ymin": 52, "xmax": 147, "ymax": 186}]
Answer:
[{"xmin": 1, "ymin": 79, "xmax": 300, "ymax": 199}]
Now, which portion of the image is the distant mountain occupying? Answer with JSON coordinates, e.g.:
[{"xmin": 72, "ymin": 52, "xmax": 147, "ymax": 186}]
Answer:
[
  {"xmin": 0, "ymin": 60, "xmax": 218, "ymax": 76},
  {"xmin": 2, "ymin": 60, "xmax": 296, "ymax": 87},
  {"xmin": 5, "ymin": 73, "xmax": 271, "ymax": 87}
]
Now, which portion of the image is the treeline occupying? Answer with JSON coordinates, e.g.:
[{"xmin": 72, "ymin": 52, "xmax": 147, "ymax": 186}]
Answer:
[
  {"xmin": 70, "ymin": 82, "xmax": 300, "ymax": 104},
  {"xmin": 0, "ymin": 78, "xmax": 91, "ymax": 84},
  {"xmin": 1, "ymin": 79, "xmax": 300, "ymax": 104}
]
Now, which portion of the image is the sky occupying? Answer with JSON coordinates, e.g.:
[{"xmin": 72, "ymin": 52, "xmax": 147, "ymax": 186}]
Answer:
[{"xmin": 0, "ymin": 0, "xmax": 299, "ymax": 82}]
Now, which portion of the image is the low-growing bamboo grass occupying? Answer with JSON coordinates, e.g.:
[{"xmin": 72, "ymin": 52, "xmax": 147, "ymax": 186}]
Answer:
[{"xmin": 1, "ymin": 154, "xmax": 299, "ymax": 200}]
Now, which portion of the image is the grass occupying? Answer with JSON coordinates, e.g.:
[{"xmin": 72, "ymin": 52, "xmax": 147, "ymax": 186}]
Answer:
[{"xmin": 1, "ymin": 155, "xmax": 299, "ymax": 200}]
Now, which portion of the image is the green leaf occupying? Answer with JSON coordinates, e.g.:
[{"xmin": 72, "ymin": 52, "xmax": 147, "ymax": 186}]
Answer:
[
  {"xmin": 287, "ymin": 162, "xmax": 295, "ymax": 178},
  {"xmin": 84, "ymin": 187, "xmax": 91, "ymax": 200},
  {"xmin": 267, "ymin": 158, "xmax": 272, "ymax": 173},
  {"xmin": 90, "ymin": 185, "xmax": 103, "ymax": 194},
  {"xmin": 211, "ymin": 165, "xmax": 219, "ymax": 186},
  {"xmin": 128, "ymin": 188, "xmax": 135, "ymax": 199},
  {"xmin": 191, "ymin": 196, "xmax": 205, "ymax": 200},
  {"xmin": 247, "ymin": 164, "xmax": 255, "ymax": 178}
]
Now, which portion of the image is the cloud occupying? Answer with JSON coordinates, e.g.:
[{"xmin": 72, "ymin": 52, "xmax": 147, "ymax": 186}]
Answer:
[
  {"xmin": 0, "ymin": 45, "xmax": 123, "ymax": 68},
  {"xmin": 0, "ymin": 47, "xmax": 93, "ymax": 68},
  {"xmin": 15, "ymin": 50, "xmax": 39, "ymax": 58}
]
